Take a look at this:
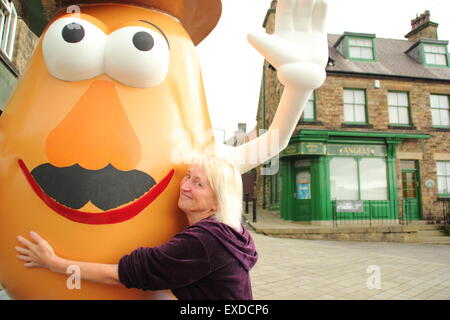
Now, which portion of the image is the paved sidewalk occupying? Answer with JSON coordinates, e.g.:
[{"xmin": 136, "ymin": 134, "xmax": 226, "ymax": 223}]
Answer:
[
  {"xmin": 249, "ymin": 229, "xmax": 450, "ymax": 300},
  {"xmin": 244, "ymin": 205, "xmax": 450, "ymax": 244}
]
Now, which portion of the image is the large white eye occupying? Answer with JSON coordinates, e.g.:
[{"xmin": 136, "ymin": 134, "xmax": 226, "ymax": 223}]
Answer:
[
  {"xmin": 43, "ymin": 17, "xmax": 106, "ymax": 81},
  {"xmin": 105, "ymin": 26, "xmax": 170, "ymax": 88}
]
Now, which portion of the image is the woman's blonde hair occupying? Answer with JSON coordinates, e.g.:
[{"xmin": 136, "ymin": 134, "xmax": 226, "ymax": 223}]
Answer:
[{"xmin": 190, "ymin": 154, "xmax": 243, "ymax": 231}]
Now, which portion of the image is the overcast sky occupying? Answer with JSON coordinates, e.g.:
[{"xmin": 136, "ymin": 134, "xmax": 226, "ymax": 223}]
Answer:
[{"xmin": 197, "ymin": 0, "xmax": 450, "ymax": 142}]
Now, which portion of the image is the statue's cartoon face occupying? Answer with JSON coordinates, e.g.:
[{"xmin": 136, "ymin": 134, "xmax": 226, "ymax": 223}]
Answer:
[{"xmin": 0, "ymin": 4, "xmax": 213, "ymax": 299}]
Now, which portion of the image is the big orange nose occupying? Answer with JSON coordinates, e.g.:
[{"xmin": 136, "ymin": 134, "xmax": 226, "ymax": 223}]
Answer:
[{"xmin": 45, "ymin": 80, "xmax": 141, "ymax": 171}]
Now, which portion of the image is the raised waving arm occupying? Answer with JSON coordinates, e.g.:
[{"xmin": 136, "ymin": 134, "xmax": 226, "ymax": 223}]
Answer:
[{"xmin": 215, "ymin": 0, "xmax": 329, "ymax": 174}]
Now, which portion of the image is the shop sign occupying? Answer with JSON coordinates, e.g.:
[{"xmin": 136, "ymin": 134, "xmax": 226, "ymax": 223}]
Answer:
[
  {"xmin": 281, "ymin": 144, "xmax": 297, "ymax": 156},
  {"xmin": 327, "ymin": 145, "xmax": 387, "ymax": 157},
  {"xmin": 281, "ymin": 143, "xmax": 326, "ymax": 157},
  {"xmin": 299, "ymin": 143, "xmax": 326, "ymax": 155},
  {"xmin": 336, "ymin": 200, "xmax": 364, "ymax": 212}
]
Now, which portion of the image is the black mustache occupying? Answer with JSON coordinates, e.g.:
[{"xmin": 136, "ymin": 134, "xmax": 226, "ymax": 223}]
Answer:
[{"xmin": 31, "ymin": 163, "xmax": 156, "ymax": 211}]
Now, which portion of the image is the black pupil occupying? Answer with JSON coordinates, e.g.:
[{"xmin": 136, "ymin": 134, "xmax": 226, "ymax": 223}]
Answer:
[
  {"xmin": 62, "ymin": 23, "xmax": 85, "ymax": 43},
  {"xmin": 133, "ymin": 31, "xmax": 154, "ymax": 51}
]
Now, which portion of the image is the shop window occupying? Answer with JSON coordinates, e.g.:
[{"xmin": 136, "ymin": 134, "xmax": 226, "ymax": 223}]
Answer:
[
  {"xmin": 437, "ymin": 161, "xmax": 450, "ymax": 196},
  {"xmin": 330, "ymin": 157, "xmax": 388, "ymax": 200},
  {"xmin": 359, "ymin": 158, "xmax": 388, "ymax": 200},
  {"xmin": 388, "ymin": 91, "xmax": 411, "ymax": 125},
  {"xmin": 343, "ymin": 89, "xmax": 367, "ymax": 124},
  {"xmin": 330, "ymin": 157, "xmax": 359, "ymax": 200},
  {"xmin": 430, "ymin": 94, "xmax": 450, "ymax": 128},
  {"xmin": 0, "ymin": 0, "xmax": 17, "ymax": 61}
]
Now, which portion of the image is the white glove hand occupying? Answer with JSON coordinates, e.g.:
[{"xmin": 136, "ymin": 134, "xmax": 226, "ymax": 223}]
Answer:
[{"xmin": 248, "ymin": 0, "xmax": 329, "ymax": 89}]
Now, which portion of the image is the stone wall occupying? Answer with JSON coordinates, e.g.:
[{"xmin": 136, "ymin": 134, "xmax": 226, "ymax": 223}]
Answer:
[
  {"xmin": 254, "ymin": 225, "xmax": 420, "ymax": 243},
  {"xmin": 12, "ymin": 17, "xmax": 39, "ymax": 76}
]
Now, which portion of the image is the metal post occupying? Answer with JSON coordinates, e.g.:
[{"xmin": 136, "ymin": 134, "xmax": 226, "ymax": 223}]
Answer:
[{"xmin": 252, "ymin": 197, "xmax": 257, "ymax": 223}]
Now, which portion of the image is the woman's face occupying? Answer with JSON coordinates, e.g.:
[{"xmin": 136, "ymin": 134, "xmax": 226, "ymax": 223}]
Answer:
[{"xmin": 178, "ymin": 164, "xmax": 218, "ymax": 215}]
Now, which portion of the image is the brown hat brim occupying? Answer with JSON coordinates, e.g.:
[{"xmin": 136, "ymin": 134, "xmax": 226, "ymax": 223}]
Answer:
[{"xmin": 44, "ymin": 0, "xmax": 222, "ymax": 45}]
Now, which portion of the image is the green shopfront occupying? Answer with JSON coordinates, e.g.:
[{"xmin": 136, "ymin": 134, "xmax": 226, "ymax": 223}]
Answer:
[{"xmin": 269, "ymin": 130, "xmax": 430, "ymax": 225}]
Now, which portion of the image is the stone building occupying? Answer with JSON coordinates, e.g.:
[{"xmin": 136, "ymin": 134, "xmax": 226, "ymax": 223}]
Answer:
[
  {"xmin": 256, "ymin": 2, "xmax": 450, "ymax": 225},
  {"xmin": 0, "ymin": 1, "xmax": 83, "ymax": 114},
  {"xmin": 0, "ymin": 0, "xmax": 39, "ymax": 114}
]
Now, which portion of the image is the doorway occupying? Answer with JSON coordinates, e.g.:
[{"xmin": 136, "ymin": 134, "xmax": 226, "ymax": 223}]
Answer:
[
  {"xmin": 294, "ymin": 159, "xmax": 313, "ymax": 222},
  {"xmin": 401, "ymin": 160, "xmax": 422, "ymax": 221}
]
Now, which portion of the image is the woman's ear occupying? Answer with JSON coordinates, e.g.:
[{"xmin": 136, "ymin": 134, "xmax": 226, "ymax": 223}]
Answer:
[{"xmin": 211, "ymin": 202, "xmax": 219, "ymax": 213}]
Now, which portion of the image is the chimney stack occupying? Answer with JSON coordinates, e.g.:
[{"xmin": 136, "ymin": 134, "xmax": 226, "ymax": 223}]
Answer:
[{"xmin": 405, "ymin": 10, "xmax": 439, "ymax": 41}]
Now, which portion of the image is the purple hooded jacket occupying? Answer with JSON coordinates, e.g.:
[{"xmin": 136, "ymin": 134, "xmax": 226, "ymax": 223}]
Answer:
[{"xmin": 118, "ymin": 217, "xmax": 258, "ymax": 300}]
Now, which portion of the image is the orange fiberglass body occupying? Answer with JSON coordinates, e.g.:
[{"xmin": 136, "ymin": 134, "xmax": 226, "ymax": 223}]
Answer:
[{"xmin": 0, "ymin": 2, "xmax": 221, "ymax": 299}]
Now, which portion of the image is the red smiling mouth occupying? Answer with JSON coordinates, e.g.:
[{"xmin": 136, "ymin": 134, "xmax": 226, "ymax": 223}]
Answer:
[{"xmin": 18, "ymin": 159, "xmax": 174, "ymax": 225}]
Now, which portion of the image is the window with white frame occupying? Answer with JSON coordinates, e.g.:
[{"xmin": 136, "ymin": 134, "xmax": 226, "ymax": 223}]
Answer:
[
  {"xmin": 437, "ymin": 161, "xmax": 450, "ymax": 195},
  {"xmin": 430, "ymin": 94, "xmax": 450, "ymax": 127},
  {"xmin": 0, "ymin": 0, "xmax": 17, "ymax": 61},
  {"xmin": 344, "ymin": 89, "xmax": 367, "ymax": 123},
  {"xmin": 423, "ymin": 44, "xmax": 448, "ymax": 67},
  {"xmin": 388, "ymin": 91, "xmax": 410, "ymax": 125}
]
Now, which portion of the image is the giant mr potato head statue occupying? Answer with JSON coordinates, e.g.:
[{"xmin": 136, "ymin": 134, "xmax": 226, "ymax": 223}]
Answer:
[{"xmin": 0, "ymin": 0, "xmax": 329, "ymax": 299}]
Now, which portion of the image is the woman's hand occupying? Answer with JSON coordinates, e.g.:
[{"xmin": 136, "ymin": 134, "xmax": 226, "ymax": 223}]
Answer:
[{"xmin": 16, "ymin": 231, "xmax": 57, "ymax": 269}]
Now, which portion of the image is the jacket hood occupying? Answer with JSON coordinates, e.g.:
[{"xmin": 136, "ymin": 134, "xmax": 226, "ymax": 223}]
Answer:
[{"xmin": 194, "ymin": 218, "xmax": 258, "ymax": 272}]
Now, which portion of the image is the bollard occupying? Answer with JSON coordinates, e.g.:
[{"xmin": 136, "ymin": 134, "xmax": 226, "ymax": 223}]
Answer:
[{"xmin": 252, "ymin": 197, "xmax": 257, "ymax": 223}]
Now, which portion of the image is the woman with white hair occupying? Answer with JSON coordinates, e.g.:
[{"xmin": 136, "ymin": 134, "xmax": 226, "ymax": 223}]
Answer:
[{"xmin": 15, "ymin": 155, "xmax": 258, "ymax": 300}]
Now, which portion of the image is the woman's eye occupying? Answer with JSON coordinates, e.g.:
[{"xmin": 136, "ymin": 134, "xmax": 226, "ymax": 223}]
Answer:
[
  {"xmin": 42, "ymin": 17, "xmax": 106, "ymax": 81},
  {"xmin": 105, "ymin": 26, "xmax": 170, "ymax": 88}
]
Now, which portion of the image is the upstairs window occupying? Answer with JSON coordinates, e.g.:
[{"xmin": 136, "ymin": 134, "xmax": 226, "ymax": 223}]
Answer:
[
  {"xmin": 302, "ymin": 91, "xmax": 316, "ymax": 122},
  {"xmin": 430, "ymin": 94, "xmax": 450, "ymax": 128},
  {"xmin": 388, "ymin": 91, "xmax": 411, "ymax": 126},
  {"xmin": 348, "ymin": 37, "xmax": 375, "ymax": 61},
  {"xmin": 423, "ymin": 44, "xmax": 448, "ymax": 67},
  {"xmin": 333, "ymin": 32, "xmax": 376, "ymax": 62},
  {"xmin": 344, "ymin": 89, "xmax": 367, "ymax": 124},
  {"xmin": 0, "ymin": 0, "xmax": 17, "ymax": 60}
]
